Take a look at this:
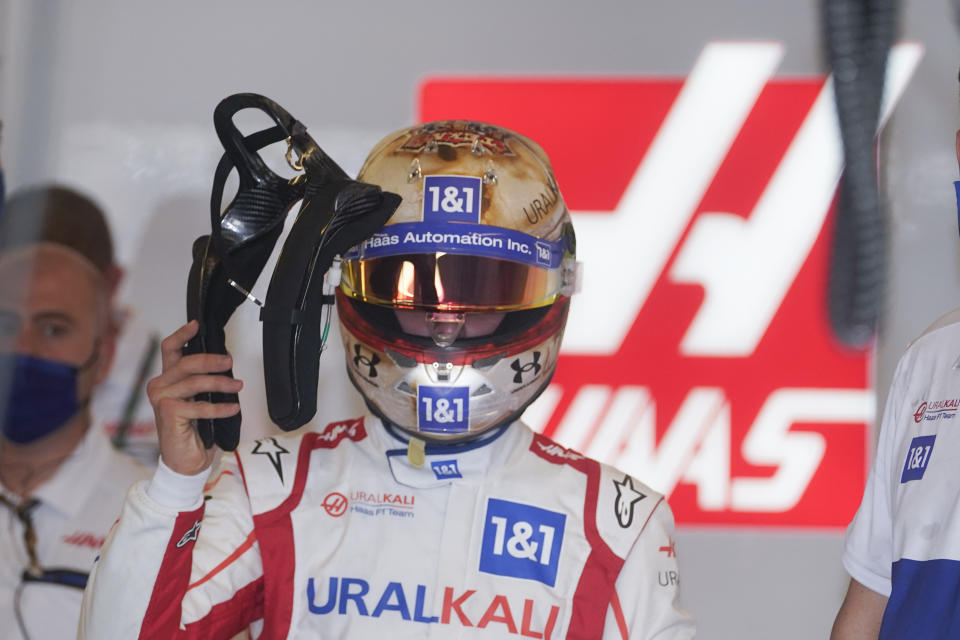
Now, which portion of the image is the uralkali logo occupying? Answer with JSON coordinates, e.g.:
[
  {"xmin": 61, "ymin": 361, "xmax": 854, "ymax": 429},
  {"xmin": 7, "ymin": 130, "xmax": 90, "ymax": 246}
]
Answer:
[{"xmin": 420, "ymin": 42, "xmax": 921, "ymax": 527}]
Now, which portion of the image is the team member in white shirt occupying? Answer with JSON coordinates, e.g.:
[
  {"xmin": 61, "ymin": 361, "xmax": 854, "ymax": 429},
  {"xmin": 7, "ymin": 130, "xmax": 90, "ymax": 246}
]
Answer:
[
  {"xmin": 831, "ymin": 129, "xmax": 960, "ymax": 639},
  {"xmin": 833, "ymin": 309, "xmax": 960, "ymax": 639},
  {"xmin": 0, "ymin": 240, "xmax": 148, "ymax": 639},
  {"xmin": 80, "ymin": 120, "xmax": 696, "ymax": 639}
]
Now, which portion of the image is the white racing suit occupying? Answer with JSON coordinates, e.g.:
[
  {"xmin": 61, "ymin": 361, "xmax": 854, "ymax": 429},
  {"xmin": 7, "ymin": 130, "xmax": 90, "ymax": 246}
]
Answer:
[{"xmin": 80, "ymin": 416, "xmax": 695, "ymax": 639}]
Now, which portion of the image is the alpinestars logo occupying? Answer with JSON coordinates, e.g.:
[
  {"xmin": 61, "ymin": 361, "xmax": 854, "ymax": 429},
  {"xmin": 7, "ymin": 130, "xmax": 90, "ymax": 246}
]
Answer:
[
  {"xmin": 613, "ymin": 474, "xmax": 647, "ymax": 528},
  {"xmin": 421, "ymin": 41, "xmax": 921, "ymax": 527},
  {"xmin": 177, "ymin": 520, "xmax": 201, "ymax": 549}
]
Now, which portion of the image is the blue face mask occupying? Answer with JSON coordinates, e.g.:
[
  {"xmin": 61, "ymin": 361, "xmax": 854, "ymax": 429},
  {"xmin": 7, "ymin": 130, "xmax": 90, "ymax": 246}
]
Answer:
[
  {"xmin": 955, "ymin": 181, "xmax": 960, "ymax": 238},
  {"xmin": 0, "ymin": 350, "xmax": 96, "ymax": 444}
]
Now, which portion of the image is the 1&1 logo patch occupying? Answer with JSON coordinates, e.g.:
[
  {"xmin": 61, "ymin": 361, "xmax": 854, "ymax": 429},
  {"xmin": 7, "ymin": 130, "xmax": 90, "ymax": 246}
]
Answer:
[
  {"xmin": 479, "ymin": 498, "xmax": 565, "ymax": 587},
  {"xmin": 901, "ymin": 435, "xmax": 936, "ymax": 483},
  {"xmin": 535, "ymin": 241, "xmax": 552, "ymax": 267},
  {"xmin": 430, "ymin": 459, "xmax": 462, "ymax": 480},
  {"xmin": 418, "ymin": 386, "xmax": 470, "ymax": 434},
  {"xmin": 423, "ymin": 175, "xmax": 482, "ymax": 224}
]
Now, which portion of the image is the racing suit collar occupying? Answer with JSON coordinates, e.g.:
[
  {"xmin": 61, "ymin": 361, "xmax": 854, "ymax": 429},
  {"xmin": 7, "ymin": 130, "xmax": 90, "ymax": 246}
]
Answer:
[{"xmin": 372, "ymin": 417, "xmax": 529, "ymax": 489}]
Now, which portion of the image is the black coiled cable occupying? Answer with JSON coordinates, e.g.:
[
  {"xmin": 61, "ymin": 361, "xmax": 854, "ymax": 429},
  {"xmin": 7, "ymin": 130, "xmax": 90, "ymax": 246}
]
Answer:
[{"xmin": 822, "ymin": 0, "xmax": 899, "ymax": 348}]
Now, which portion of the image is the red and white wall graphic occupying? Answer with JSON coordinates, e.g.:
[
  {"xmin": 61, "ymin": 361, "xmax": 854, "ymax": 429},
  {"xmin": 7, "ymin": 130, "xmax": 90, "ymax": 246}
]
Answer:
[{"xmin": 419, "ymin": 42, "xmax": 921, "ymax": 527}]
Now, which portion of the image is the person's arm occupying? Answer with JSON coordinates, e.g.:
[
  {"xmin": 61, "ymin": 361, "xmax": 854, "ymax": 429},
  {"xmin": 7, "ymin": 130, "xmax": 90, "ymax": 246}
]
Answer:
[
  {"xmin": 607, "ymin": 498, "xmax": 696, "ymax": 639},
  {"xmin": 831, "ymin": 344, "xmax": 914, "ymax": 640},
  {"xmin": 830, "ymin": 578, "xmax": 888, "ymax": 640},
  {"xmin": 79, "ymin": 452, "xmax": 264, "ymax": 638},
  {"xmin": 79, "ymin": 321, "xmax": 258, "ymax": 638}
]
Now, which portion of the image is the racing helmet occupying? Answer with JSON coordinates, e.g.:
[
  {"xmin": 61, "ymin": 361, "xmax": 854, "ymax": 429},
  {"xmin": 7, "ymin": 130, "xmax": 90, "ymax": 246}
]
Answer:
[{"xmin": 337, "ymin": 120, "xmax": 578, "ymax": 441}]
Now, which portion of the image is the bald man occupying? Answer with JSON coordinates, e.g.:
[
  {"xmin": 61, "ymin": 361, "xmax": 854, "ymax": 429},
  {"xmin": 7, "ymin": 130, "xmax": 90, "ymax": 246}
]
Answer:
[
  {"xmin": 0, "ymin": 244, "xmax": 148, "ymax": 639},
  {"xmin": 0, "ymin": 184, "xmax": 161, "ymax": 464}
]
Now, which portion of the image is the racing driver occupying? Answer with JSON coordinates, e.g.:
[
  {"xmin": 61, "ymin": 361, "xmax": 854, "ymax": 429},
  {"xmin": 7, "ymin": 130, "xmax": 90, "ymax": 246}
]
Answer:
[{"xmin": 79, "ymin": 120, "xmax": 696, "ymax": 639}]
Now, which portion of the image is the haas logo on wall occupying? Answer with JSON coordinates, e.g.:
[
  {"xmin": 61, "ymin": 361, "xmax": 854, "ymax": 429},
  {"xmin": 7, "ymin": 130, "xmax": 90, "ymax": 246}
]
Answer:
[{"xmin": 419, "ymin": 42, "xmax": 920, "ymax": 527}]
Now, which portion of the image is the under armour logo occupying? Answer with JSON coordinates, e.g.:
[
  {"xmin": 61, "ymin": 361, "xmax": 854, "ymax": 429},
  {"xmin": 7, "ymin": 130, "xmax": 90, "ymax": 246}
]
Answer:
[
  {"xmin": 353, "ymin": 344, "xmax": 381, "ymax": 378},
  {"xmin": 510, "ymin": 352, "xmax": 542, "ymax": 384}
]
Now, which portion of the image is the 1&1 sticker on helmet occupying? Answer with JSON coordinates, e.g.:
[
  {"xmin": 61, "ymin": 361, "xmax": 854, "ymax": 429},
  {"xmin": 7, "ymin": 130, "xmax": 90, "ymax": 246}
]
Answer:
[
  {"xmin": 417, "ymin": 385, "xmax": 470, "ymax": 433},
  {"xmin": 422, "ymin": 175, "xmax": 482, "ymax": 224}
]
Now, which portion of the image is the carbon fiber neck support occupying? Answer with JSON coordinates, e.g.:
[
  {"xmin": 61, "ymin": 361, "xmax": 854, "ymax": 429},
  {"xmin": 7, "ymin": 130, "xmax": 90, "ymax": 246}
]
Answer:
[{"xmin": 184, "ymin": 93, "xmax": 399, "ymax": 450}]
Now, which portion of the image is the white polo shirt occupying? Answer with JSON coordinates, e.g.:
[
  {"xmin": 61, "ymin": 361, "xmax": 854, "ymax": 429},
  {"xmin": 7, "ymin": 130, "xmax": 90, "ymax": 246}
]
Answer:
[
  {"xmin": 0, "ymin": 426, "xmax": 149, "ymax": 639},
  {"xmin": 844, "ymin": 308, "xmax": 960, "ymax": 638}
]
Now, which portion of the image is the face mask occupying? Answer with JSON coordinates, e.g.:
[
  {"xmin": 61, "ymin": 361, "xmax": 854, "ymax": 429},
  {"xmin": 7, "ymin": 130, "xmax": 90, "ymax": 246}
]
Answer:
[
  {"xmin": 0, "ymin": 348, "xmax": 97, "ymax": 445},
  {"xmin": 955, "ymin": 181, "xmax": 960, "ymax": 238}
]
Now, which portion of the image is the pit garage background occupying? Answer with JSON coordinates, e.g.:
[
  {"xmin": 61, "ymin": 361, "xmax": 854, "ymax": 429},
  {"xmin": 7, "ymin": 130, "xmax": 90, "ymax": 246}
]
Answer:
[{"xmin": 0, "ymin": 1, "xmax": 957, "ymax": 637}]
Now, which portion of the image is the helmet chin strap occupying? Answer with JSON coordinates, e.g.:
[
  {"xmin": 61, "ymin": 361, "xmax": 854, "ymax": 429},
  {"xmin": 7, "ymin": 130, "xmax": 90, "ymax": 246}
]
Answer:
[{"xmin": 407, "ymin": 436, "xmax": 426, "ymax": 468}]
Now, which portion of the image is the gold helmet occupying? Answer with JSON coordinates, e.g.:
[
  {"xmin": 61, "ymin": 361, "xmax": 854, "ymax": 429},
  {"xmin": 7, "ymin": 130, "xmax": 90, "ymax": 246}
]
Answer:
[{"xmin": 337, "ymin": 120, "xmax": 578, "ymax": 441}]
